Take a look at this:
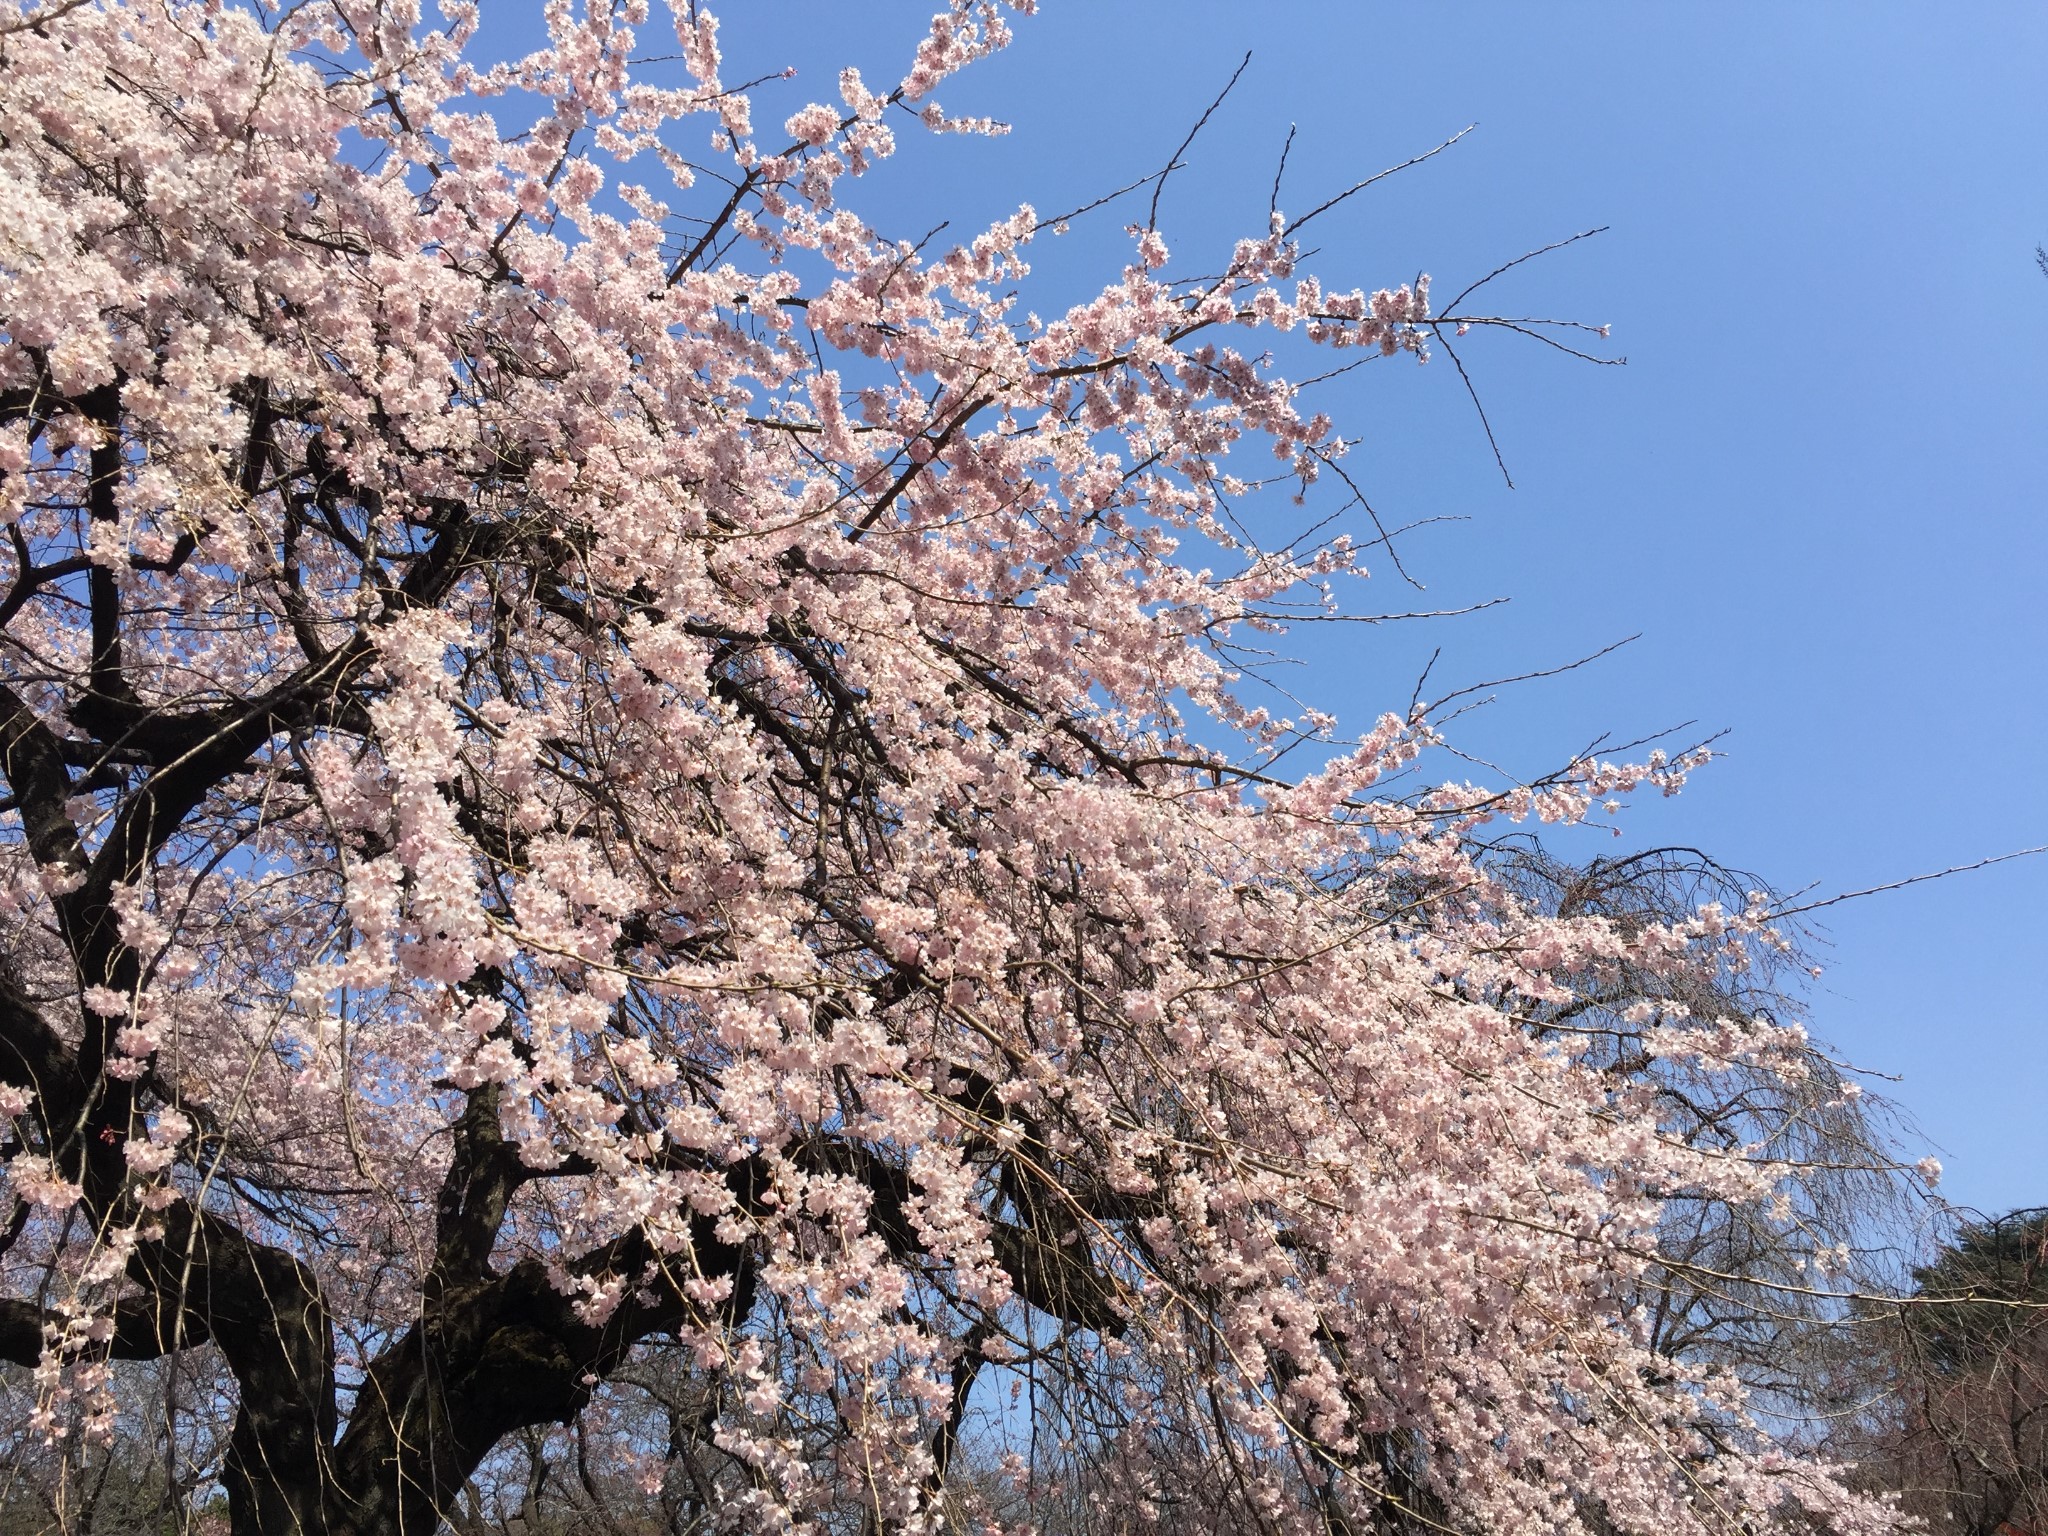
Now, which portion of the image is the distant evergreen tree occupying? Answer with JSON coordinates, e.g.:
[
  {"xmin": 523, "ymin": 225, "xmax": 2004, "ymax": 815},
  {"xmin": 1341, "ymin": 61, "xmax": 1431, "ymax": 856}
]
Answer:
[
  {"xmin": 1907, "ymin": 1207, "xmax": 2048, "ymax": 1372},
  {"xmin": 1871, "ymin": 1208, "xmax": 2048, "ymax": 1535}
]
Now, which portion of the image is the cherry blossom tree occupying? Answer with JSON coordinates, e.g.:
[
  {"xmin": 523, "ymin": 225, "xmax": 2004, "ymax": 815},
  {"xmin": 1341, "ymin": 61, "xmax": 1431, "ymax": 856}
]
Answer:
[{"xmin": 0, "ymin": 1, "xmax": 1924, "ymax": 1532}]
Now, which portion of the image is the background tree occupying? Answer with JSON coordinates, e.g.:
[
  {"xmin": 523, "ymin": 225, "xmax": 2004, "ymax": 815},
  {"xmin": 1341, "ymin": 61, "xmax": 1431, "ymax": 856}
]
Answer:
[
  {"xmin": 0, "ymin": 2, "xmax": 1927, "ymax": 1533},
  {"xmin": 0, "ymin": 1349, "xmax": 235, "ymax": 1536},
  {"xmin": 1835, "ymin": 1209, "xmax": 2048, "ymax": 1536}
]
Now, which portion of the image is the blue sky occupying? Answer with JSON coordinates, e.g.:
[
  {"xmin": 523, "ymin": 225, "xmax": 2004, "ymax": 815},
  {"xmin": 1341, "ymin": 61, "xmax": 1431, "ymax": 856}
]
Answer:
[{"xmin": 494, "ymin": 3, "xmax": 2048, "ymax": 1218}]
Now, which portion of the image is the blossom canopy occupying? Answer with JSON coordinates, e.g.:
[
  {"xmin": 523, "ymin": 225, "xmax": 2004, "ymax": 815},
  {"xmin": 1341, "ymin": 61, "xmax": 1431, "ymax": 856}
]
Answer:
[{"xmin": 0, "ymin": 2, "xmax": 1905, "ymax": 1533}]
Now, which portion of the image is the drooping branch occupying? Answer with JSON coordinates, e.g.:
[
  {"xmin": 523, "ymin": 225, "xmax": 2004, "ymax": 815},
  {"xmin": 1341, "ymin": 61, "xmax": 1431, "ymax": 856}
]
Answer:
[{"xmin": 0, "ymin": 1290, "xmax": 210, "ymax": 1367}]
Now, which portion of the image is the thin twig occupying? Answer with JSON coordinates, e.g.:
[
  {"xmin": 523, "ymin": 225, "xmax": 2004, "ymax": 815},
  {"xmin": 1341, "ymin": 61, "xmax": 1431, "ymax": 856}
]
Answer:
[
  {"xmin": 1458, "ymin": 317, "xmax": 1625, "ymax": 367},
  {"xmin": 1312, "ymin": 447, "xmax": 1425, "ymax": 590},
  {"xmin": 1268, "ymin": 122, "xmax": 1296, "ymax": 221},
  {"xmin": 1441, "ymin": 226, "xmax": 1610, "ymax": 315},
  {"xmin": 1409, "ymin": 648, "xmax": 1442, "ymax": 720},
  {"xmin": 1149, "ymin": 51, "xmax": 1253, "ymax": 231},
  {"xmin": 1423, "ymin": 634, "xmax": 1640, "ymax": 714},
  {"xmin": 1433, "ymin": 326, "xmax": 1513, "ymax": 488},
  {"xmin": 1033, "ymin": 168, "xmax": 1170, "ymax": 234},
  {"xmin": 1283, "ymin": 125, "xmax": 1474, "ymax": 239},
  {"xmin": 1273, "ymin": 598, "xmax": 1509, "ymax": 624},
  {"xmin": 1768, "ymin": 847, "xmax": 2048, "ymax": 920}
]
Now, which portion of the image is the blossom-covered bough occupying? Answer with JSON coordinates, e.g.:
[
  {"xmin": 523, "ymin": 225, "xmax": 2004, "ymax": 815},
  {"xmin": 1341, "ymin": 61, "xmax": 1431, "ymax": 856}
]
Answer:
[{"xmin": 0, "ymin": 1, "xmax": 1915, "ymax": 1532}]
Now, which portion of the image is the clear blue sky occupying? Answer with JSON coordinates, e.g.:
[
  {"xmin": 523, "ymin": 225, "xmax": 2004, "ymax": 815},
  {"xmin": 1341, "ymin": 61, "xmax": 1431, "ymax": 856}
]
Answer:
[{"xmin": 495, "ymin": 3, "xmax": 2048, "ymax": 1218}]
